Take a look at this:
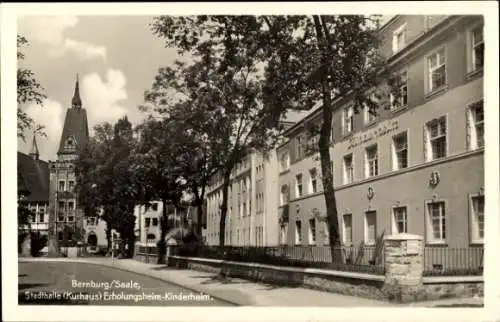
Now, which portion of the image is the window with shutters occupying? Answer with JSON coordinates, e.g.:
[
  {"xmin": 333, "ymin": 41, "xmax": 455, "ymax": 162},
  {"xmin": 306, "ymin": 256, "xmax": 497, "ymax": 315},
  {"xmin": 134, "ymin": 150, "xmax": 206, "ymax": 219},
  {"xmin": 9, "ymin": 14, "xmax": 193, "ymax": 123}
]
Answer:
[
  {"xmin": 470, "ymin": 194, "xmax": 484, "ymax": 244},
  {"xmin": 295, "ymin": 174, "xmax": 303, "ymax": 198},
  {"xmin": 392, "ymin": 24, "xmax": 407, "ymax": 53},
  {"xmin": 308, "ymin": 218, "xmax": 316, "ymax": 244},
  {"xmin": 295, "ymin": 220, "xmax": 302, "ymax": 245},
  {"xmin": 469, "ymin": 25, "xmax": 484, "ymax": 72},
  {"xmin": 343, "ymin": 154, "xmax": 354, "ymax": 184},
  {"xmin": 426, "ymin": 47, "xmax": 447, "ymax": 93},
  {"xmin": 392, "ymin": 206, "xmax": 408, "ymax": 234},
  {"xmin": 390, "ymin": 70, "xmax": 408, "ymax": 110},
  {"xmin": 426, "ymin": 201, "xmax": 446, "ymax": 243},
  {"xmin": 467, "ymin": 100, "xmax": 484, "ymax": 150},
  {"xmin": 342, "ymin": 214, "xmax": 353, "ymax": 246},
  {"xmin": 424, "ymin": 116, "xmax": 447, "ymax": 161},
  {"xmin": 392, "ymin": 131, "xmax": 408, "ymax": 170},
  {"xmin": 343, "ymin": 105, "xmax": 354, "ymax": 135},
  {"xmin": 364, "ymin": 211, "xmax": 377, "ymax": 245},
  {"xmin": 365, "ymin": 144, "xmax": 379, "ymax": 178}
]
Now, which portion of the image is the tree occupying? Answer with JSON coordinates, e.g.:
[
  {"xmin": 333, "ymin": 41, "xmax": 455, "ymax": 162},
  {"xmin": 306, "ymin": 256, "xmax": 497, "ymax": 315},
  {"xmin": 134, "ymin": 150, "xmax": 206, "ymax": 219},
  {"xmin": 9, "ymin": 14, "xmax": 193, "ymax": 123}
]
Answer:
[
  {"xmin": 259, "ymin": 15, "xmax": 390, "ymax": 258},
  {"xmin": 17, "ymin": 35, "xmax": 46, "ymax": 141},
  {"xmin": 149, "ymin": 16, "xmax": 289, "ymax": 246},
  {"xmin": 75, "ymin": 117, "xmax": 139, "ymax": 257},
  {"xmin": 132, "ymin": 116, "xmax": 187, "ymax": 263}
]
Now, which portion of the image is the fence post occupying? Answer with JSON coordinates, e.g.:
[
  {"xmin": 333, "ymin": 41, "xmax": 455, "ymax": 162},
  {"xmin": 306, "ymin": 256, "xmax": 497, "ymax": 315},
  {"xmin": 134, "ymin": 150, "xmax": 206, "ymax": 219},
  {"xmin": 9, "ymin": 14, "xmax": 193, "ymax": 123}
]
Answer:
[{"xmin": 382, "ymin": 233, "xmax": 424, "ymax": 303}]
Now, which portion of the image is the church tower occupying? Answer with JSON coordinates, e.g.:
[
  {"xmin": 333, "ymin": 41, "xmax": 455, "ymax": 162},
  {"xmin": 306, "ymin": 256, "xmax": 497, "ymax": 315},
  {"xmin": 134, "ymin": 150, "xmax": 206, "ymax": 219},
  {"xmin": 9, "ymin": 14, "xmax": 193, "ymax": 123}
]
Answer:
[{"xmin": 47, "ymin": 75, "xmax": 89, "ymax": 257}]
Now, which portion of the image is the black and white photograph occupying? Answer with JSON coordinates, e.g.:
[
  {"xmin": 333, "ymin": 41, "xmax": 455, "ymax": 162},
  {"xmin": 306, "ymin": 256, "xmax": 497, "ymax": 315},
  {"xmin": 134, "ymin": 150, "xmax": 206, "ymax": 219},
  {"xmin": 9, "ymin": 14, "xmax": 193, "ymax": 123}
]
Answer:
[{"xmin": 2, "ymin": 2, "xmax": 499, "ymax": 322}]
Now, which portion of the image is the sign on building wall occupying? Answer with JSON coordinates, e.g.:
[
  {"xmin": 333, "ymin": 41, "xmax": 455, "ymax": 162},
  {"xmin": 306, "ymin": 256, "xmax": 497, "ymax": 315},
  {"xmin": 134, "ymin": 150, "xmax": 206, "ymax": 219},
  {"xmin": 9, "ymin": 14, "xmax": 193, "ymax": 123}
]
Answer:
[{"xmin": 347, "ymin": 120, "xmax": 400, "ymax": 150}]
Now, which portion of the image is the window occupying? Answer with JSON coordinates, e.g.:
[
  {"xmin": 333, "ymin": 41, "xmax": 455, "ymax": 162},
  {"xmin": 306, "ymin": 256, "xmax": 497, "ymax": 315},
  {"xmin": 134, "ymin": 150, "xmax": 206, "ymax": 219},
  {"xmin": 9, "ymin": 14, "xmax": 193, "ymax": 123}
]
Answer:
[
  {"xmin": 470, "ymin": 195, "xmax": 484, "ymax": 243},
  {"xmin": 427, "ymin": 201, "xmax": 446, "ymax": 242},
  {"xmin": 392, "ymin": 132, "xmax": 408, "ymax": 170},
  {"xmin": 467, "ymin": 101, "xmax": 484, "ymax": 150},
  {"xmin": 425, "ymin": 116, "xmax": 447, "ymax": 161},
  {"xmin": 363, "ymin": 102, "xmax": 376, "ymax": 124},
  {"xmin": 58, "ymin": 180, "xmax": 65, "ymax": 192},
  {"xmin": 427, "ymin": 47, "xmax": 446, "ymax": 92},
  {"xmin": 309, "ymin": 219, "xmax": 316, "ymax": 244},
  {"xmin": 309, "ymin": 168, "xmax": 318, "ymax": 193},
  {"xmin": 58, "ymin": 201, "xmax": 65, "ymax": 211},
  {"xmin": 343, "ymin": 154, "xmax": 354, "ymax": 184},
  {"xmin": 295, "ymin": 220, "xmax": 302, "ymax": 245},
  {"xmin": 295, "ymin": 174, "xmax": 303, "ymax": 198},
  {"xmin": 280, "ymin": 224, "xmax": 288, "ymax": 245},
  {"xmin": 280, "ymin": 185, "xmax": 289, "ymax": 205},
  {"xmin": 343, "ymin": 105, "xmax": 354, "ymax": 135},
  {"xmin": 364, "ymin": 211, "xmax": 377, "ymax": 245},
  {"xmin": 145, "ymin": 218, "xmax": 151, "ymax": 227},
  {"xmin": 393, "ymin": 206, "xmax": 408, "ymax": 234},
  {"xmin": 38, "ymin": 210, "xmax": 45, "ymax": 223},
  {"xmin": 342, "ymin": 214, "xmax": 353, "ymax": 246},
  {"xmin": 390, "ymin": 70, "xmax": 408, "ymax": 109},
  {"xmin": 152, "ymin": 218, "xmax": 158, "ymax": 226},
  {"xmin": 471, "ymin": 25, "xmax": 484, "ymax": 72},
  {"xmin": 58, "ymin": 231, "xmax": 63, "ymax": 241},
  {"xmin": 68, "ymin": 201, "xmax": 74, "ymax": 210},
  {"xmin": 392, "ymin": 24, "xmax": 407, "ymax": 53},
  {"xmin": 151, "ymin": 203, "xmax": 158, "ymax": 211},
  {"xmin": 67, "ymin": 232, "xmax": 73, "ymax": 241},
  {"xmin": 365, "ymin": 145, "xmax": 378, "ymax": 178},
  {"xmin": 296, "ymin": 135, "xmax": 305, "ymax": 159},
  {"xmin": 67, "ymin": 215, "xmax": 74, "ymax": 222},
  {"xmin": 68, "ymin": 180, "xmax": 75, "ymax": 192},
  {"xmin": 243, "ymin": 202, "xmax": 246, "ymax": 216}
]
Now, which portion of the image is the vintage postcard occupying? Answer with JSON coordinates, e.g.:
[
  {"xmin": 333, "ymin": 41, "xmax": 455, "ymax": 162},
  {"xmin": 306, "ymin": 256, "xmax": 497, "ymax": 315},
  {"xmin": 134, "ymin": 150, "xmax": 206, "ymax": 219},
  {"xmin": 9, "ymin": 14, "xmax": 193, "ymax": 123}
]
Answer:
[{"xmin": 2, "ymin": 2, "xmax": 499, "ymax": 322}]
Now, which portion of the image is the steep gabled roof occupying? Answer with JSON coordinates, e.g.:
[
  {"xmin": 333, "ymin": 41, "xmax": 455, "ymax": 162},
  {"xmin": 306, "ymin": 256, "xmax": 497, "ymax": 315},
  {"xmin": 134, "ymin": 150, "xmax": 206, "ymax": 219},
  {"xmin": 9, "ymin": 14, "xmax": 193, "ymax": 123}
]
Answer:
[
  {"xmin": 57, "ymin": 107, "xmax": 90, "ymax": 154},
  {"xmin": 17, "ymin": 152, "xmax": 49, "ymax": 202}
]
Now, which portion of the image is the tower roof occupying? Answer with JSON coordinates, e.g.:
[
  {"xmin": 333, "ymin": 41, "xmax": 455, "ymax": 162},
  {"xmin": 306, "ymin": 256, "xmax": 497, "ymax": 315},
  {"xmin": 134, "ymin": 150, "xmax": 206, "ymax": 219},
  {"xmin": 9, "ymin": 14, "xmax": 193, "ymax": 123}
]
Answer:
[
  {"xmin": 71, "ymin": 74, "xmax": 82, "ymax": 108},
  {"xmin": 17, "ymin": 152, "xmax": 49, "ymax": 202},
  {"xmin": 29, "ymin": 133, "xmax": 40, "ymax": 160},
  {"xmin": 58, "ymin": 74, "xmax": 89, "ymax": 155}
]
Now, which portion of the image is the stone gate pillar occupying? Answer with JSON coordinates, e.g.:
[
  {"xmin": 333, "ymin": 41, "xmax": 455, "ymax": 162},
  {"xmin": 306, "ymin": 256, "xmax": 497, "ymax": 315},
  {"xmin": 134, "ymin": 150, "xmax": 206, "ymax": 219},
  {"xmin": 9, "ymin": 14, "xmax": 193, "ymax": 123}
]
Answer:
[{"xmin": 383, "ymin": 233, "xmax": 424, "ymax": 303}]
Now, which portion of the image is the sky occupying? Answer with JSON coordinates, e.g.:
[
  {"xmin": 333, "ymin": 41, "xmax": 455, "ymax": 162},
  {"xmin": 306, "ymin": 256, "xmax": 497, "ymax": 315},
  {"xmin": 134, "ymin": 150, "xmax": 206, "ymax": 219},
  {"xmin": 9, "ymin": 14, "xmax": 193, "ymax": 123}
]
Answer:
[
  {"xmin": 17, "ymin": 15, "xmax": 396, "ymax": 162},
  {"xmin": 17, "ymin": 15, "xmax": 182, "ymax": 161}
]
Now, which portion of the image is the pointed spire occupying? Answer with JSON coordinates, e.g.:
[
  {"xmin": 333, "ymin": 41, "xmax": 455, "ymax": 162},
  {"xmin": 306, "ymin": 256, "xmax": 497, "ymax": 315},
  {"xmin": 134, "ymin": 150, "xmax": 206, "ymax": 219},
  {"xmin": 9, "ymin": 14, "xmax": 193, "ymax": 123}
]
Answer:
[
  {"xmin": 71, "ymin": 73, "xmax": 82, "ymax": 109},
  {"xmin": 29, "ymin": 133, "xmax": 39, "ymax": 160}
]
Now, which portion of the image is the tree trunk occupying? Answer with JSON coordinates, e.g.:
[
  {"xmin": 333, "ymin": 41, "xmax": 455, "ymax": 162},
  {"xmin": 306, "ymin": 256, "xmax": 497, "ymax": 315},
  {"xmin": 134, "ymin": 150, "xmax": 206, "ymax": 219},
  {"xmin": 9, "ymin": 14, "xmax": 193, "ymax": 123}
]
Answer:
[
  {"xmin": 158, "ymin": 198, "xmax": 169, "ymax": 264},
  {"xmin": 313, "ymin": 15, "xmax": 342, "ymax": 263},
  {"xmin": 218, "ymin": 168, "xmax": 232, "ymax": 247}
]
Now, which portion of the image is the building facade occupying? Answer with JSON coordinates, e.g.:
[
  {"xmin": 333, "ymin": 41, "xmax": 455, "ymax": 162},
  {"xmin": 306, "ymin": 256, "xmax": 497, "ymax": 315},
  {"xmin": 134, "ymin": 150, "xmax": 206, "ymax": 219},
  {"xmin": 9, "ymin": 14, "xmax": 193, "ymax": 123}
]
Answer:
[
  {"xmin": 204, "ymin": 111, "xmax": 307, "ymax": 246},
  {"xmin": 205, "ymin": 151, "xmax": 279, "ymax": 246},
  {"xmin": 134, "ymin": 201, "xmax": 195, "ymax": 245},
  {"xmin": 48, "ymin": 75, "xmax": 93, "ymax": 250},
  {"xmin": 18, "ymin": 137, "xmax": 50, "ymax": 236},
  {"xmin": 278, "ymin": 15, "xmax": 484, "ymax": 249}
]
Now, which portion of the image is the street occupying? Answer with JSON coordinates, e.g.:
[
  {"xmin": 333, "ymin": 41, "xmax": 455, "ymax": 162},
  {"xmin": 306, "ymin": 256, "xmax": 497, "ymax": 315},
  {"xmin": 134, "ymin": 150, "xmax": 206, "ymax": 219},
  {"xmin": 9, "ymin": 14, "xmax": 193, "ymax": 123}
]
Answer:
[{"xmin": 18, "ymin": 261, "xmax": 234, "ymax": 306}]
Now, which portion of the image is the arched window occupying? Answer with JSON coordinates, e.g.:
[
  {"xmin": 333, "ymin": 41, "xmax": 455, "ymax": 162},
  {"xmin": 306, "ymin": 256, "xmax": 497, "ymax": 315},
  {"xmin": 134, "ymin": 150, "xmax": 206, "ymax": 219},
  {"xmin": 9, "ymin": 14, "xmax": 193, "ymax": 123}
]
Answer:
[{"xmin": 87, "ymin": 233, "xmax": 98, "ymax": 246}]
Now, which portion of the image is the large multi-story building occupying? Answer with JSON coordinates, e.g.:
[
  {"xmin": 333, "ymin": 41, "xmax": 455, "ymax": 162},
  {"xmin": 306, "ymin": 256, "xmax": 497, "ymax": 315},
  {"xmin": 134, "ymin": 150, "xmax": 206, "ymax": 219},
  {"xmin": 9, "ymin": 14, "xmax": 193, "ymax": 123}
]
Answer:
[
  {"xmin": 47, "ymin": 75, "xmax": 94, "ymax": 254},
  {"xmin": 205, "ymin": 110, "xmax": 308, "ymax": 246},
  {"xmin": 278, "ymin": 15, "xmax": 484, "ymax": 249}
]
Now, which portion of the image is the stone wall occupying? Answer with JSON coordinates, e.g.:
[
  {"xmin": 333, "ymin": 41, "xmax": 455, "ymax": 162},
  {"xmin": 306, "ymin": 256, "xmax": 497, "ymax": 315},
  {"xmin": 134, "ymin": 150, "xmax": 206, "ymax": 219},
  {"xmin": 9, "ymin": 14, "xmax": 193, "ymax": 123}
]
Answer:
[{"xmin": 135, "ymin": 234, "xmax": 484, "ymax": 303}]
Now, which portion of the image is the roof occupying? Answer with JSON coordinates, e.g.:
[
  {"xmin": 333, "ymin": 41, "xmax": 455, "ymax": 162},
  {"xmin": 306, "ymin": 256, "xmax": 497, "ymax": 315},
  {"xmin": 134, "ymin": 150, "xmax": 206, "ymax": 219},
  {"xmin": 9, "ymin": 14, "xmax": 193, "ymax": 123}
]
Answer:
[
  {"xmin": 57, "ymin": 107, "xmax": 89, "ymax": 154},
  {"xmin": 281, "ymin": 109, "xmax": 310, "ymax": 124},
  {"xmin": 17, "ymin": 152, "xmax": 49, "ymax": 202}
]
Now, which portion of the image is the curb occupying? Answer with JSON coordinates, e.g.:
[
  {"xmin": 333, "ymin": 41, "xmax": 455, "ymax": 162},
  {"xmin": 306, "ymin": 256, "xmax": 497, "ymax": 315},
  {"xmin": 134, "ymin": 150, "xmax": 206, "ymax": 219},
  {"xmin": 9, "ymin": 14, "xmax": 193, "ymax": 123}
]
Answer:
[{"xmin": 18, "ymin": 258, "xmax": 248, "ymax": 306}]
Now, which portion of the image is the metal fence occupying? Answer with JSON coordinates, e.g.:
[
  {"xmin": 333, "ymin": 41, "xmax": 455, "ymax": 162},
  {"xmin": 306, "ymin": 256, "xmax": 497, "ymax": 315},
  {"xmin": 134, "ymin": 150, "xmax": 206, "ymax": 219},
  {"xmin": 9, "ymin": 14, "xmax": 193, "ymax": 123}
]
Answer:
[
  {"xmin": 423, "ymin": 246, "xmax": 484, "ymax": 276},
  {"xmin": 174, "ymin": 244, "xmax": 386, "ymax": 275},
  {"xmin": 136, "ymin": 243, "xmax": 483, "ymax": 277}
]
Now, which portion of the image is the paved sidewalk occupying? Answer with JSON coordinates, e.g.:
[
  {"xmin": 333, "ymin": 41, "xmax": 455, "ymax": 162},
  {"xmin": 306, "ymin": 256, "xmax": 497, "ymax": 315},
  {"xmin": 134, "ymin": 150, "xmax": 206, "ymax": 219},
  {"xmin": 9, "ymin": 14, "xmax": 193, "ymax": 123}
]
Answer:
[{"xmin": 18, "ymin": 257, "xmax": 483, "ymax": 307}]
